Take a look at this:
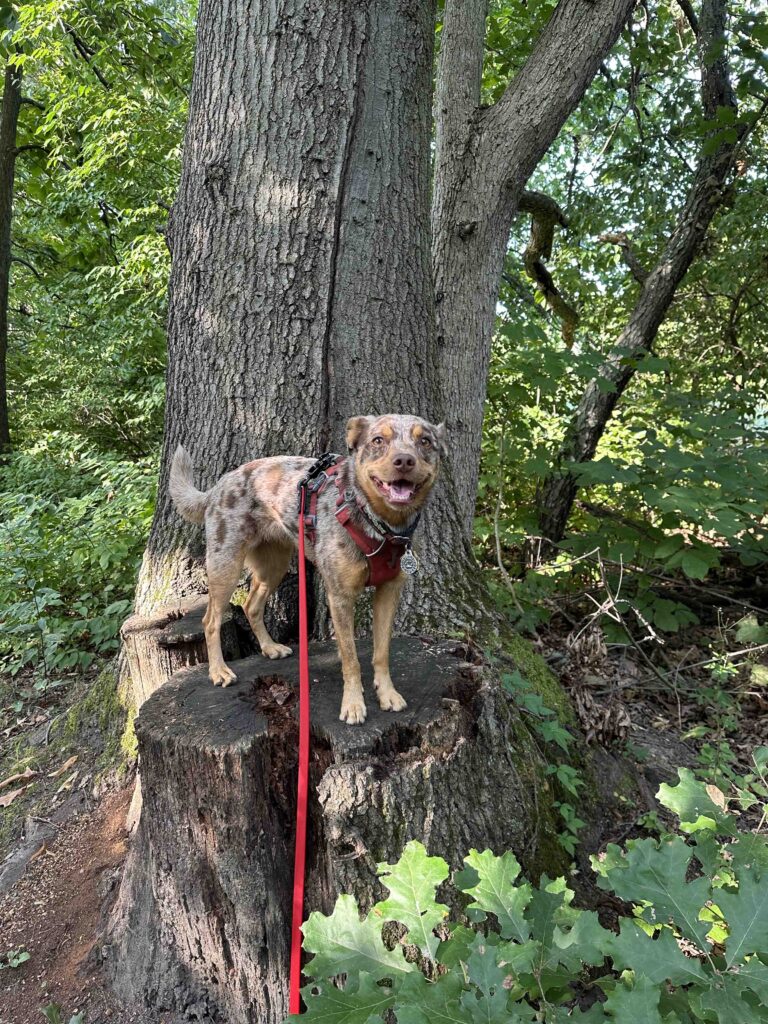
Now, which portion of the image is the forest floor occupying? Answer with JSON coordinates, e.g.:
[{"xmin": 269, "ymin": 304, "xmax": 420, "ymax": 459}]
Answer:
[{"xmin": 1, "ymin": 584, "xmax": 766, "ymax": 1023}]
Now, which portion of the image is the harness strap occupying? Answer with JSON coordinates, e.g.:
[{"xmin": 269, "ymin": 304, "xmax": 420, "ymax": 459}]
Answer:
[{"xmin": 298, "ymin": 455, "xmax": 416, "ymax": 587}]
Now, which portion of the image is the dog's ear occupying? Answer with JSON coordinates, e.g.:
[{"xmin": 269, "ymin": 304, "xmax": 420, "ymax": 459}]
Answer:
[{"xmin": 346, "ymin": 416, "xmax": 373, "ymax": 452}]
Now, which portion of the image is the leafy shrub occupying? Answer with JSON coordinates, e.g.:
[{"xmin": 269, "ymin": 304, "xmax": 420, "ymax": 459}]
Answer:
[
  {"xmin": 0, "ymin": 436, "xmax": 155, "ymax": 681},
  {"xmin": 476, "ymin": 276, "xmax": 768, "ymax": 636},
  {"xmin": 290, "ymin": 768, "xmax": 768, "ymax": 1022}
]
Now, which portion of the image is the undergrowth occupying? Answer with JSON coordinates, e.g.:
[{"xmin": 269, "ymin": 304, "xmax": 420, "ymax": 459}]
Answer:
[
  {"xmin": 289, "ymin": 767, "xmax": 768, "ymax": 1023},
  {"xmin": 0, "ymin": 435, "xmax": 155, "ymax": 686}
]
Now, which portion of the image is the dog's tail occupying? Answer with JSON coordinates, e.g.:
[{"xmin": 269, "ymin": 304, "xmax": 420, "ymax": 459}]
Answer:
[{"xmin": 169, "ymin": 445, "xmax": 209, "ymax": 525}]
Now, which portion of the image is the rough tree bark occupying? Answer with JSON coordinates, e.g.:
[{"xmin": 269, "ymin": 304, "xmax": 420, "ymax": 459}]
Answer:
[
  {"xmin": 0, "ymin": 57, "xmax": 21, "ymax": 457},
  {"xmin": 536, "ymin": 0, "xmax": 740, "ymax": 546}
]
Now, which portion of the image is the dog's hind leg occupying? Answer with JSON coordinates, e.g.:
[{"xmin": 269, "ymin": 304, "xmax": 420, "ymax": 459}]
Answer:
[
  {"xmin": 372, "ymin": 575, "xmax": 407, "ymax": 711},
  {"xmin": 244, "ymin": 544, "xmax": 293, "ymax": 659},
  {"xmin": 203, "ymin": 550, "xmax": 245, "ymax": 687}
]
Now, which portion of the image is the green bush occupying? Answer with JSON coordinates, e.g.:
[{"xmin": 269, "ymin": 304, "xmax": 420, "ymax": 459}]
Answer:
[
  {"xmin": 0, "ymin": 435, "xmax": 155, "ymax": 681},
  {"xmin": 290, "ymin": 767, "xmax": 768, "ymax": 1022}
]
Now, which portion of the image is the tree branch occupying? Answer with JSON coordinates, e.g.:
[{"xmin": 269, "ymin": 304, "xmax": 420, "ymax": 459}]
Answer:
[
  {"xmin": 598, "ymin": 232, "xmax": 649, "ymax": 285},
  {"xmin": 518, "ymin": 190, "xmax": 579, "ymax": 346},
  {"xmin": 433, "ymin": 0, "xmax": 488, "ymax": 193},
  {"xmin": 676, "ymin": 0, "xmax": 700, "ymax": 38},
  {"xmin": 10, "ymin": 255, "xmax": 42, "ymax": 279},
  {"xmin": 14, "ymin": 143, "xmax": 48, "ymax": 158},
  {"xmin": 63, "ymin": 22, "xmax": 112, "ymax": 91},
  {"xmin": 20, "ymin": 96, "xmax": 45, "ymax": 111}
]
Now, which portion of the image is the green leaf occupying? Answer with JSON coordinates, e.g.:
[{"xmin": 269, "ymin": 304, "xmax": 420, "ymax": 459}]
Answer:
[
  {"xmin": 657, "ymin": 768, "xmax": 737, "ymax": 835},
  {"xmin": 737, "ymin": 957, "xmax": 768, "ymax": 1003},
  {"xmin": 553, "ymin": 910, "xmax": 608, "ymax": 969},
  {"xmin": 607, "ymin": 921, "xmax": 707, "ymax": 984},
  {"xmin": 718, "ymin": 870, "xmax": 768, "ymax": 965},
  {"xmin": 461, "ymin": 849, "xmax": 532, "ymax": 942},
  {"xmin": 302, "ymin": 894, "xmax": 415, "ymax": 982},
  {"xmin": 597, "ymin": 836, "xmax": 711, "ymax": 949},
  {"xmin": 734, "ymin": 615, "xmax": 768, "ymax": 645},
  {"xmin": 681, "ymin": 550, "xmax": 712, "ymax": 581},
  {"xmin": 726, "ymin": 833, "xmax": 768, "ymax": 876},
  {"xmin": 437, "ymin": 925, "xmax": 477, "ymax": 969},
  {"xmin": 602, "ymin": 976, "xmax": 663, "ymax": 1023},
  {"xmin": 374, "ymin": 841, "xmax": 449, "ymax": 958},
  {"xmin": 524, "ymin": 884, "xmax": 568, "ymax": 973},
  {"xmin": 396, "ymin": 972, "xmax": 475, "ymax": 1024},
  {"xmin": 292, "ymin": 974, "xmax": 394, "ymax": 1024},
  {"xmin": 654, "ymin": 535, "xmax": 685, "ymax": 560},
  {"xmin": 690, "ymin": 975, "xmax": 759, "ymax": 1024}
]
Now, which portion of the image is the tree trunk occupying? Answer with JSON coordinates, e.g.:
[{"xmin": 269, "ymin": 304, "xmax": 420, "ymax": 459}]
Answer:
[
  {"xmin": 535, "ymin": 0, "xmax": 739, "ymax": 546},
  {"xmin": 432, "ymin": 0, "xmax": 636, "ymax": 535},
  {"xmin": 0, "ymin": 57, "xmax": 21, "ymax": 457},
  {"xmin": 134, "ymin": 0, "xmax": 441, "ymax": 612},
  {"xmin": 132, "ymin": 0, "xmax": 641, "ymax": 673},
  {"xmin": 104, "ymin": 633, "xmax": 554, "ymax": 1024},
  {"xmin": 130, "ymin": 0, "xmax": 494, "ymax": 679}
]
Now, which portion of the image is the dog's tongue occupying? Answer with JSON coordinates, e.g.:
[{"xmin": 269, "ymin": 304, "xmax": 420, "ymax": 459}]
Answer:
[{"xmin": 388, "ymin": 481, "xmax": 415, "ymax": 503}]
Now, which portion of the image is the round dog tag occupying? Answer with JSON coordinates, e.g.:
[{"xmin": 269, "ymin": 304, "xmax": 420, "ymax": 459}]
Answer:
[{"xmin": 400, "ymin": 549, "xmax": 419, "ymax": 576}]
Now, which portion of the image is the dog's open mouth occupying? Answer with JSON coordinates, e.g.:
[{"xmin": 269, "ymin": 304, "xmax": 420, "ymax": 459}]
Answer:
[{"xmin": 371, "ymin": 476, "xmax": 423, "ymax": 505}]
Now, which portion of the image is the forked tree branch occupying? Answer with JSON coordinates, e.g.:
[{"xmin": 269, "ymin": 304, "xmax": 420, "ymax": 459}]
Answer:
[{"xmin": 598, "ymin": 232, "xmax": 649, "ymax": 285}]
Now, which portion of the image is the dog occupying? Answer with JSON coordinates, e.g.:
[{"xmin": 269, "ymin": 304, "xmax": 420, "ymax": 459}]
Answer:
[{"xmin": 169, "ymin": 414, "xmax": 444, "ymax": 724}]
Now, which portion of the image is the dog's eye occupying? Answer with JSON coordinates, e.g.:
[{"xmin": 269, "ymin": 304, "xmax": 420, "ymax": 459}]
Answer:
[
  {"xmin": 371, "ymin": 436, "xmax": 384, "ymax": 446},
  {"xmin": 419, "ymin": 437, "xmax": 432, "ymax": 448}
]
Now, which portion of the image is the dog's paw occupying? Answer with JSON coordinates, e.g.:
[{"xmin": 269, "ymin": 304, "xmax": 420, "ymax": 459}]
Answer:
[
  {"xmin": 210, "ymin": 664, "xmax": 237, "ymax": 687},
  {"xmin": 340, "ymin": 698, "xmax": 367, "ymax": 725},
  {"xmin": 261, "ymin": 641, "xmax": 293, "ymax": 660},
  {"xmin": 378, "ymin": 688, "xmax": 407, "ymax": 713}
]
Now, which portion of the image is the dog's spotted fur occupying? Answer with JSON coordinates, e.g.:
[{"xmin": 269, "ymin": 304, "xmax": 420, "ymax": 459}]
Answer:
[{"xmin": 169, "ymin": 415, "xmax": 444, "ymax": 724}]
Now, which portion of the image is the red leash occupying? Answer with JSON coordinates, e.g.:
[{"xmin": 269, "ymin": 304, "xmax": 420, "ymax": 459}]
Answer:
[{"xmin": 289, "ymin": 486, "xmax": 311, "ymax": 1015}]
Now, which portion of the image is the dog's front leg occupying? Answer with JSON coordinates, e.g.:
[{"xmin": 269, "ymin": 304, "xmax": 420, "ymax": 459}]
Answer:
[
  {"xmin": 372, "ymin": 575, "xmax": 407, "ymax": 712},
  {"xmin": 326, "ymin": 589, "xmax": 367, "ymax": 725}
]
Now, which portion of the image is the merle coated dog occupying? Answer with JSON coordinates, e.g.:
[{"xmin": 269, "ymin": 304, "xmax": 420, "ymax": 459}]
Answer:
[{"xmin": 169, "ymin": 415, "xmax": 444, "ymax": 724}]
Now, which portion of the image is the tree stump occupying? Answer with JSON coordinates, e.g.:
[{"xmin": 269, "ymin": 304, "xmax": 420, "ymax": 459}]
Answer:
[
  {"xmin": 121, "ymin": 599, "xmax": 247, "ymax": 707},
  {"xmin": 104, "ymin": 636, "xmax": 552, "ymax": 1024}
]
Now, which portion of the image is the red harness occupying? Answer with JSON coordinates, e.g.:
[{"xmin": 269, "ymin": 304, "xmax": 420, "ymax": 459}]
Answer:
[{"xmin": 299, "ymin": 455, "xmax": 416, "ymax": 586}]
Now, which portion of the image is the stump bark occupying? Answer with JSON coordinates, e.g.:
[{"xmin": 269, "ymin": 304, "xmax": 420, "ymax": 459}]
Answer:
[{"xmin": 104, "ymin": 634, "xmax": 552, "ymax": 1024}]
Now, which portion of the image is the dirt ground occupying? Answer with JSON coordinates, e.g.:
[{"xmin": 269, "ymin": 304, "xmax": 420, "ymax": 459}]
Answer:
[{"xmin": 0, "ymin": 784, "xmax": 157, "ymax": 1024}]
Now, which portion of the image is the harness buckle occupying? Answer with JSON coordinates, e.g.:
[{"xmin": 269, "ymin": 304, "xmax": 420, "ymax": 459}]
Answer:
[{"xmin": 298, "ymin": 452, "xmax": 342, "ymax": 496}]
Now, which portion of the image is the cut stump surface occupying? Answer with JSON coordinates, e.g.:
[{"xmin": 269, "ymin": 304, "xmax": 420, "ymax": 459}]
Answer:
[{"xmin": 104, "ymin": 635, "xmax": 548, "ymax": 1024}]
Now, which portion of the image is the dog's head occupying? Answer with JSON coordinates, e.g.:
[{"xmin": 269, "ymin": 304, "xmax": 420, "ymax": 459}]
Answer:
[{"xmin": 346, "ymin": 414, "xmax": 445, "ymax": 524}]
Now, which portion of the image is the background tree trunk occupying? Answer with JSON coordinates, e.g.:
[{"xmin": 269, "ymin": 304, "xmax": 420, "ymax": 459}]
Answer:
[
  {"xmin": 535, "ymin": 0, "xmax": 740, "ymax": 547},
  {"xmin": 432, "ymin": 0, "xmax": 636, "ymax": 536},
  {"xmin": 0, "ymin": 58, "xmax": 21, "ymax": 457}
]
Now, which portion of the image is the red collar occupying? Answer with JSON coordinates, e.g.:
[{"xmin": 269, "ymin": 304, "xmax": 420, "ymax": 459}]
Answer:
[{"xmin": 299, "ymin": 456, "xmax": 417, "ymax": 586}]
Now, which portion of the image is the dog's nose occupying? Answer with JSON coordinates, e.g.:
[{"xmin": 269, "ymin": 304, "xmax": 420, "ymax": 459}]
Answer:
[{"xmin": 392, "ymin": 452, "xmax": 416, "ymax": 472}]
